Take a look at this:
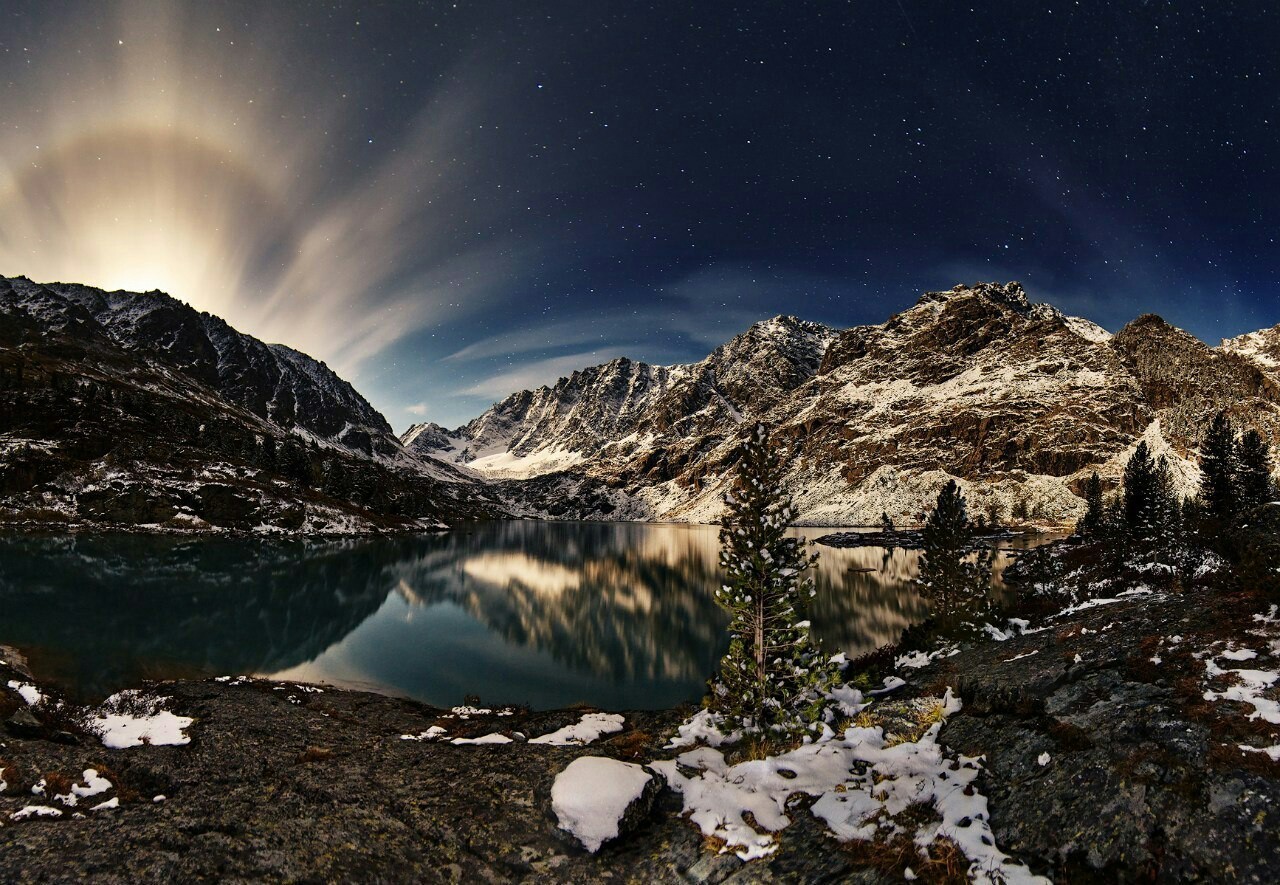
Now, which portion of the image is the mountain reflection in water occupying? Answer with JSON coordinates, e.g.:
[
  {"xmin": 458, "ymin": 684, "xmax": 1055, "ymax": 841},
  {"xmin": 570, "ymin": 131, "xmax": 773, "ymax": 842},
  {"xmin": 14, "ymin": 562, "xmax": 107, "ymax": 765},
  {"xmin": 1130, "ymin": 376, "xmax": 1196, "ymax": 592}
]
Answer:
[{"xmin": 0, "ymin": 522, "xmax": 1045, "ymax": 709}]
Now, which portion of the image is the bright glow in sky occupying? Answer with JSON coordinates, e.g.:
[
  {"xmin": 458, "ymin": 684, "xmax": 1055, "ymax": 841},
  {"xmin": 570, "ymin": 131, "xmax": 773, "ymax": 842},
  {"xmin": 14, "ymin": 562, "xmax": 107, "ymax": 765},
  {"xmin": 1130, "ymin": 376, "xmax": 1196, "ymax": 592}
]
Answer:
[{"xmin": 2, "ymin": 1, "xmax": 1276, "ymax": 428}]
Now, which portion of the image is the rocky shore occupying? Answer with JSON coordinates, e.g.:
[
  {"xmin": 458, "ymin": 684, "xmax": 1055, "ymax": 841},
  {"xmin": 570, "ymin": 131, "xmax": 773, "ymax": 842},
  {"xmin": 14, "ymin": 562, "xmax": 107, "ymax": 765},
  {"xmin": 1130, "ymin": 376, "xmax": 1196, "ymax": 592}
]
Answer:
[{"xmin": 3, "ymin": 579, "xmax": 1279, "ymax": 883}]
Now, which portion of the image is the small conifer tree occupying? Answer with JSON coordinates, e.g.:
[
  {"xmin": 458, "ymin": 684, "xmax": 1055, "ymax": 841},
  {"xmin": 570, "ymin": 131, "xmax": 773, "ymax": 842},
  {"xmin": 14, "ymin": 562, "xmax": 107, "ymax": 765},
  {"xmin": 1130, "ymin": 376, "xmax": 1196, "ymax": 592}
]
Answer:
[
  {"xmin": 880, "ymin": 511, "xmax": 894, "ymax": 534},
  {"xmin": 1077, "ymin": 471, "xmax": 1106, "ymax": 539},
  {"xmin": 710, "ymin": 423, "xmax": 836, "ymax": 735},
  {"xmin": 1237, "ymin": 428, "xmax": 1276, "ymax": 513},
  {"xmin": 1153, "ymin": 456, "xmax": 1183, "ymax": 549},
  {"xmin": 1123, "ymin": 441, "xmax": 1162, "ymax": 540},
  {"xmin": 916, "ymin": 480, "xmax": 995, "ymax": 627},
  {"xmin": 1199, "ymin": 411, "xmax": 1239, "ymax": 524}
]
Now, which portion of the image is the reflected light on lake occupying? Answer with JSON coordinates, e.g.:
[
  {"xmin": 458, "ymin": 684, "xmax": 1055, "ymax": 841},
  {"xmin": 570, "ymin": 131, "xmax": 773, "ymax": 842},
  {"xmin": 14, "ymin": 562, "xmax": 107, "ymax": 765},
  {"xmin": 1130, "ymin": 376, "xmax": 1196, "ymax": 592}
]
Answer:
[{"xmin": 0, "ymin": 522, "xmax": 1044, "ymax": 709}]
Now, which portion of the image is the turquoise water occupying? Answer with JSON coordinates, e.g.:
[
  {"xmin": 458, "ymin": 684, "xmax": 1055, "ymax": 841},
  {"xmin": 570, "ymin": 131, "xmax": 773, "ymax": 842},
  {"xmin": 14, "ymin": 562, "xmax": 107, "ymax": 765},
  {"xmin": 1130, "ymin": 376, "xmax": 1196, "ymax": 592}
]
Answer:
[{"xmin": 0, "ymin": 522, "xmax": 1041, "ymax": 709}]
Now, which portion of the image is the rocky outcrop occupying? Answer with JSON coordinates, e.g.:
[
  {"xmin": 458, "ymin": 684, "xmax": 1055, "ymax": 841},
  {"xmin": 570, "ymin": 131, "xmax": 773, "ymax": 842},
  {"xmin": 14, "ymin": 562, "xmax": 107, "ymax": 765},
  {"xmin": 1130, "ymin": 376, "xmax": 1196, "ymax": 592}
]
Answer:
[{"xmin": 929, "ymin": 582, "xmax": 1280, "ymax": 881}]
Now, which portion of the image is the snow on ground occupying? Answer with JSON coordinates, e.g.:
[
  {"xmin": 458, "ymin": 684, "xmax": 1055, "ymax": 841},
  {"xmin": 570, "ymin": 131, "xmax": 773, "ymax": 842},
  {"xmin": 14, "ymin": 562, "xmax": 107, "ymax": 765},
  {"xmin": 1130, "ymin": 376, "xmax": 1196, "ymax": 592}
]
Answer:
[
  {"xmin": 449, "ymin": 733, "xmax": 513, "ymax": 745},
  {"xmin": 6, "ymin": 680, "xmax": 44, "ymax": 706},
  {"xmin": 465, "ymin": 446, "xmax": 585, "ymax": 479},
  {"xmin": 9, "ymin": 805, "xmax": 62, "ymax": 822},
  {"xmin": 1050, "ymin": 588, "xmax": 1155, "ymax": 619},
  {"xmin": 551, "ymin": 756, "xmax": 654, "ymax": 853},
  {"xmin": 666, "ymin": 709, "xmax": 743, "ymax": 749},
  {"xmin": 401, "ymin": 725, "xmax": 449, "ymax": 742},
  {"xmin": 446, "ymin": 705, "xmax": 515, "ymax": 718},
  {"xmin": 652, "ymin": 691, "xmax": 1047, "ymax": 883},
  {"xmin": 1203, "ymin": 653, "xmax": 1280, "ymax": 724},
  {"xmin": 531, "ymin": 713, "xmax": 626, "ymax": 746},
  {"xmin": 45, "ymin": 769, "xmax": 114, "ymax": 807},
  {"xmin": 86, "ymin": 690, "xmax": 194, "ymax": 749},
  {"xmin": 1200, "ymin": 609, "xmax": 1280, "ymax": 725},
  {"xmin": 895, "ymin": 645, "xmax": 960, "ymax": 670}
]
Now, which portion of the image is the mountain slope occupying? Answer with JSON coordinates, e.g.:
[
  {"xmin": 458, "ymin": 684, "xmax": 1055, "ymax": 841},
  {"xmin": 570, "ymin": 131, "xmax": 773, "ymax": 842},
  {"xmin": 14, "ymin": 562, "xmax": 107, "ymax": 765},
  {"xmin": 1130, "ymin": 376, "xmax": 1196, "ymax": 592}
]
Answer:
[
  {"xmin": 404, "ymin": 315, "xmax": 836, "ymax": 477},
  {"xmin": 0, "ymin": 276, "xmax": 498, "ymax": 533},
  {"xmin": 414, "ymin": 282, "xmax": 1280, "ymax": 525},
  {"xmin": 1, "ymin": 276, "xmax": 398, "ymax": 456}
]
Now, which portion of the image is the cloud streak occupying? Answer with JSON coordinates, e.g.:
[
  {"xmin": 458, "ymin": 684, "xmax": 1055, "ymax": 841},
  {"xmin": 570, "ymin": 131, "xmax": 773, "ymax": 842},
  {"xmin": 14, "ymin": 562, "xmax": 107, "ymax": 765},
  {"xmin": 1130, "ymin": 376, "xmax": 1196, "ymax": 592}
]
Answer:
[{"xmin": 0, "ymin": 0, "xmax": 533, "ymax": 378}]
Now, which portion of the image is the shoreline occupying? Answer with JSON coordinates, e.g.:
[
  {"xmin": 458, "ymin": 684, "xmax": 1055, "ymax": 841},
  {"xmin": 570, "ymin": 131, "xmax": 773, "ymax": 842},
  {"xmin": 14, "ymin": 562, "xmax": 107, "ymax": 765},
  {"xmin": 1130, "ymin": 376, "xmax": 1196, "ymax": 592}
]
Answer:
[{"xmin": 3, "ymin": 577, "xmax": 1278, "ymax": 881}]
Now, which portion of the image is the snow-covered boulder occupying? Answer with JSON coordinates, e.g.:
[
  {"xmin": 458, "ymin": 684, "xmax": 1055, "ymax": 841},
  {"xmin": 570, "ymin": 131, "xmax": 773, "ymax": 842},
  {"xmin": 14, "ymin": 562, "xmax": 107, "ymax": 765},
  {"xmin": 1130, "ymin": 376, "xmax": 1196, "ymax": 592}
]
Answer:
[{"xmin": 550, "ymin": 756, "xmax": 657, "ymax": 852}]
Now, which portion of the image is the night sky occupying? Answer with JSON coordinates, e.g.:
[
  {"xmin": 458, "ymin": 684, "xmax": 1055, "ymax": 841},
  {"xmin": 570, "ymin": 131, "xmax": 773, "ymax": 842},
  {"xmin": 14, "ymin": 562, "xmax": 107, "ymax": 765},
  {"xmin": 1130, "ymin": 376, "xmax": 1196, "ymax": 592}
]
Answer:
[{"xmin": 1, "ymin": 1, "xmax": 1276, "ymax": 427}]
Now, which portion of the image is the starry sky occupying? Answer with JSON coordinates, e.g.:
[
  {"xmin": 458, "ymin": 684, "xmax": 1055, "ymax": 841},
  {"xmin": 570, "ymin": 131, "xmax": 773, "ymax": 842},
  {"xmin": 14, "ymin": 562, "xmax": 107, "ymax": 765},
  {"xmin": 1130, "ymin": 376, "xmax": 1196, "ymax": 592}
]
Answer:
[{"xmin": 1, "ymin": 1, "xmax": 1276, "ymax": 428}]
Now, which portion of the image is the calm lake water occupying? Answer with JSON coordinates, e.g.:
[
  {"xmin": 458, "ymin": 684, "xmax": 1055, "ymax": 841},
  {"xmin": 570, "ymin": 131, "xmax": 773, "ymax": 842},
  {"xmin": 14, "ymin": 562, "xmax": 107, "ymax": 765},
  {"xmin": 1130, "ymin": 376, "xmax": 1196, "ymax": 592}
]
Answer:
[{"xmin": 0, "ymin": 522, "xmax": 1048, "ymax": 710}]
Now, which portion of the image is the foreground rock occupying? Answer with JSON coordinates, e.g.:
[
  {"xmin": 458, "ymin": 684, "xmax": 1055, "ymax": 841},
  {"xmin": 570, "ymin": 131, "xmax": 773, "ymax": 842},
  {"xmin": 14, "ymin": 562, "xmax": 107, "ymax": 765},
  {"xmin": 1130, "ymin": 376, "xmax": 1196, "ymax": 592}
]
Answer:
[
  {"xmin": 3, "ymin": 581, "xmax": 1279, "ymax": 882},
  {"xmin": 926, "ymin": 584, "xmax": 1280, "ymax": 880},
  {"xmin": 0, "ymin": 664, "xmax": 866, "ymax": 882}
]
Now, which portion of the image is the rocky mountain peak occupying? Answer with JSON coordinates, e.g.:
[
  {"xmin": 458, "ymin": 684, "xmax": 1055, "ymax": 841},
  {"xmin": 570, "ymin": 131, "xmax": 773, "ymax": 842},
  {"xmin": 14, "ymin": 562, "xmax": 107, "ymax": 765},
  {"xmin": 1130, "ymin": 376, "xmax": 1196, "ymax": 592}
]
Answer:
[
  {"xmin": 1111, "ymin": 311, "xmax": 1279, "ymax": 429},
  {"xmin": 1115, "ymin": 313, "xmax": 1187, "ymax": 340},
  {"xmin": 917, "ymin": 281, "xmax": 1033, "ymax": 313},
  {"xmin": 401, "ymin": 422, "xmax": 456, "ymax": 453},
  {"xmin": 1222, "ymin": 324, "xmax": 1280, "ymax": 372},
  {"xmin": 0, "ymin": 275, "xmax": 397, "ymax": 456}
]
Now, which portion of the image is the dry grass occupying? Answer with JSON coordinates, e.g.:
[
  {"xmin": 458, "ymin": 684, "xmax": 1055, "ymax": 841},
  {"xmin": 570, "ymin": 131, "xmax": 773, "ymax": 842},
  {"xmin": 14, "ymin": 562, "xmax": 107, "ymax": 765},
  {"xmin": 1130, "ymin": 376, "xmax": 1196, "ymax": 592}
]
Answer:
[
  {"xmin": 722, "ymin": 733, "xmax": 801, "ymax": 766},
  {"xmin": 295, "ymin": 746, "xmax": 333, "ymax": 764},
  {"xmin": 839, "ymin": 825, "xmax": 968, "ymax": 884},
  {"xmin": 0, "ymin": 758, "xmax": 22, "ymax": 792},
  {"xmin": 606, "ymin": 728, "xmax": 654, "ymax": 761},
  {"xmin": 1045, "ymin": 718, "xmax": 1094, "ymax": 752},
  {"xmin": 1208, "ymin": 742, "xmax": 1280, "ymax": 776},
  {"xmin": 40, "ymin": 770, "xmax": 74, "ymax": 797}
]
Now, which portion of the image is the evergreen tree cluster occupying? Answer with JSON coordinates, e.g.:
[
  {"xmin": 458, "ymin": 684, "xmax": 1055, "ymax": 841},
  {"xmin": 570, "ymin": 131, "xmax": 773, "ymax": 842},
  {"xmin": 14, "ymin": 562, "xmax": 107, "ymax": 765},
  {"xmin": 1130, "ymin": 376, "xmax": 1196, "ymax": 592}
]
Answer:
[
  {"xmin": 709, "ymin": 423, "xmax": 837, "ymax": 736},
  {"xmin": 1196, "ymin": 410, "xmax": 1276, "ymax": 527},
  {"xmin": 914, "ymin": 480, "xmax": 995, "ymax": 631},
  {"xmin": 1058, "ymin": 413, "xmax": 1279, "ymax": 597},
  {"xmin": 1072, "ymin": 441, "xmax": 1182, "ymax": 549}
]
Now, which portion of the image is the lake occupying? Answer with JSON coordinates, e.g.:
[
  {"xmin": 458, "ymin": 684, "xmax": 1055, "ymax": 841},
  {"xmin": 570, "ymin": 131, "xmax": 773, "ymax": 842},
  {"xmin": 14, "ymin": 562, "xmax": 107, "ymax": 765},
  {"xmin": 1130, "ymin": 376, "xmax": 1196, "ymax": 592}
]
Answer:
[{"xmin": 0, "ymin": 521, "xmax": 1048, "ymax": 710}]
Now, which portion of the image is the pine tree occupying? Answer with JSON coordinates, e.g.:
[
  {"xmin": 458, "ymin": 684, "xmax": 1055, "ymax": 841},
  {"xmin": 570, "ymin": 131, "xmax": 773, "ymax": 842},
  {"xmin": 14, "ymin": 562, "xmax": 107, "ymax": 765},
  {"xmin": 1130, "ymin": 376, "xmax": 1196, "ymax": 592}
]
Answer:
[
  {"xmin": 1153, "ymin": 455, "xmax": 1183, "ymax": 550},
  {"xmin": 1237, "ymin": 428, "xmax": 1276, "ymax": 513},
  {"xmin": 916, "ymin": 480, "xmax": 995, "ymax": 627},
  {"xmin": 1077, "ymin": 471, "xmax": 1106, "ymax": 539},
  {"xmin": 1123, "ymin": 441, "xmax": 1162, "ymax": 540},
  {"xmin": 1199, "ymin": 411, "xmax": 1238, "ymax": 524},
  {"xmin": 709, "ymin": 423, "xmax": 836, "ymax": 736},
  {"xmin": 880, "ymin": 511, "xmax": 894, "ymax": 534}
]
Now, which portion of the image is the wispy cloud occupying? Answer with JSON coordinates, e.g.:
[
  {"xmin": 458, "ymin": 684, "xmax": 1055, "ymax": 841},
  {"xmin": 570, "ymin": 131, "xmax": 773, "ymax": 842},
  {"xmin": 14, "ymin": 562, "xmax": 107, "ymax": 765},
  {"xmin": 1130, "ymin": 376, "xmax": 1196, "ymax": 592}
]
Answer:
[
  {"xmin": 461, "ymin": 349, "xmax": 642, "ymax": 400},
  {"xmin": 446, "ymin": 263, "xmax": 872, "ymax": 408},
  {"xmin": 444, "ymin": 318, "xmax": 618, "ymax": 363},
  {"xmin": 0, "ymin": 0, "xmax": 543, "ymax": 378}
]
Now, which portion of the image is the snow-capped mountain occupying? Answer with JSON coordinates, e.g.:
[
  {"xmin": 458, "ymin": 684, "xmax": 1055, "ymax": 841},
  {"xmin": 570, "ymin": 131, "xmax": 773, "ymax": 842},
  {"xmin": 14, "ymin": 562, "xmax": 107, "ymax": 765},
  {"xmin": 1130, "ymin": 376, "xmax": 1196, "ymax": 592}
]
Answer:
[
  {"xmin": 404, "ymin": 315, "xmax": 836, "ymax": 477},
  {"xmin": 0, "ymin": 275, "xmax": 397, "ymax": 456},
  {"xmin": 410, "ymin": 282, "xmax": 1280, "ymax": 525},
  {"xmin": 0, "ymin": 275, "xmax": 497, "ymax": 533},
  {"xmin": 6, "ymin": 271, "xmax": 1278, "ymax": 532},
  {"xmin": 1223, "ymin": 324, "xmax": 1280, "ymax": 382}
]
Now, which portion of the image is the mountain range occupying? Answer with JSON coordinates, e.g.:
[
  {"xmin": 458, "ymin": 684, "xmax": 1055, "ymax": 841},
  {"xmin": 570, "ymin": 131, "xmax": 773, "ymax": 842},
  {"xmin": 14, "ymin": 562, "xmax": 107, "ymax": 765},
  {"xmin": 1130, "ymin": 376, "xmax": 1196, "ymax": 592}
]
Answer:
[
  {"xmin": 405, "ymin": 281, "xmax": 1280, "ymax": 525},
  {"xmin": 3, "ymin": 275, "xmax": 1278, "ymax": 532}
]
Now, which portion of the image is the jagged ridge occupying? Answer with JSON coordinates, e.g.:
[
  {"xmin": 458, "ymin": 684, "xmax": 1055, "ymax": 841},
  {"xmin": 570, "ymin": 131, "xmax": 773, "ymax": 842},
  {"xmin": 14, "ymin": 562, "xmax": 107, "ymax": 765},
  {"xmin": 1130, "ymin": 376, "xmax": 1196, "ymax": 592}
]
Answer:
[{"xmin": 410, "ymin": 282, "xmax": 1280, "ymax": 526}]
